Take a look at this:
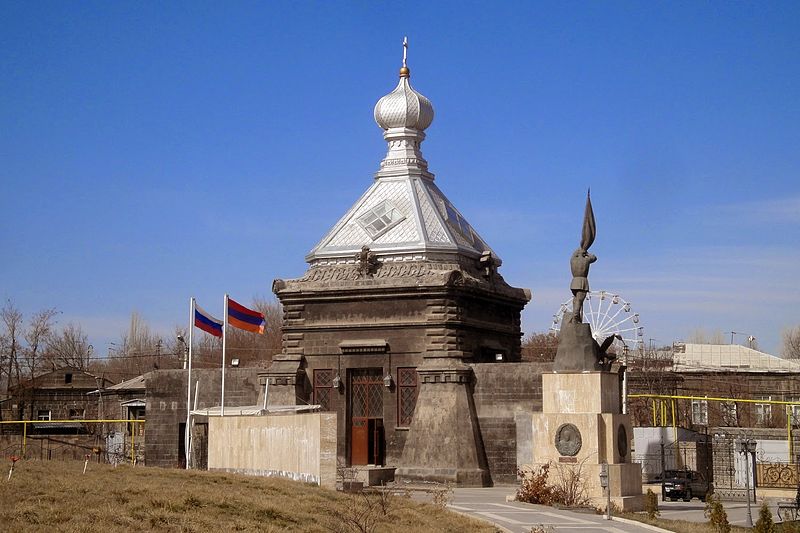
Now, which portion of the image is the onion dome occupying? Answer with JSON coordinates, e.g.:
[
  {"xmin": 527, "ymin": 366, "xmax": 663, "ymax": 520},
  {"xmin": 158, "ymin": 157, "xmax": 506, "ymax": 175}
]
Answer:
[{"xmin": 373, "ymin": 41, "xmax": 434, "ymax": 131}]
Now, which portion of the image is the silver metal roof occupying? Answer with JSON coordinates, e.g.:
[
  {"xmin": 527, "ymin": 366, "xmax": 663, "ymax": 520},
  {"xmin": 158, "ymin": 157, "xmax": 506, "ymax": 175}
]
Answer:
[{"xmin": 306, "ymin": 61, "xmax": 497, "ymax": 266}]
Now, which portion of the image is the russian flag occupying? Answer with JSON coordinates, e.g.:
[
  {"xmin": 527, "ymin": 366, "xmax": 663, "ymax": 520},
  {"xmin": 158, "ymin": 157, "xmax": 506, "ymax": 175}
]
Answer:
[
  {"xmin": 194, "ymin": 304, "xmax": 223, "ymax": 337},
  {"xmin": 228, "ymin": 297, "xmax": 265, "ymax": 334}
]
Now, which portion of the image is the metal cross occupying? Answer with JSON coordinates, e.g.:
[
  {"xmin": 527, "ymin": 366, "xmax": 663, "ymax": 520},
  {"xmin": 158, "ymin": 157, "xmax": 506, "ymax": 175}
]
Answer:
[{"xmin": 402, "ymin": 36, "xmax": 408, "ymax": 67}]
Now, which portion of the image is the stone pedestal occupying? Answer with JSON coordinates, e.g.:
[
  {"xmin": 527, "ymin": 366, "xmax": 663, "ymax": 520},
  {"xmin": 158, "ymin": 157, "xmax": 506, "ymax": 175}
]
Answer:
[
  {"xmin": 395, "ymin": 363, "xmax": 490, "ymax": 486},
  {"xmin": 524, "ymin": 372, "xmax": 644, "ymax": 511}
]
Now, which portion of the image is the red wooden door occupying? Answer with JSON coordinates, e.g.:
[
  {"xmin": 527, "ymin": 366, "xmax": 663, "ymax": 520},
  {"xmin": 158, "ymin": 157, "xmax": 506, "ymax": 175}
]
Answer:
[
  {"xmin": 351, "ymin": 419, "xmax": 369, "ymax": 465},
  {"xmin": 350, "ymin": 369, "xmax": 384, "ymax": 465}
]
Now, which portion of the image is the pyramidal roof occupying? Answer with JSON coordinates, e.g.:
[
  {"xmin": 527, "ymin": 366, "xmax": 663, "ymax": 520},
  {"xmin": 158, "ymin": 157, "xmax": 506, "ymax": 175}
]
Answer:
[{"xmin": 306, "ymin": 42, "xmax": 497, "ymax": 266}]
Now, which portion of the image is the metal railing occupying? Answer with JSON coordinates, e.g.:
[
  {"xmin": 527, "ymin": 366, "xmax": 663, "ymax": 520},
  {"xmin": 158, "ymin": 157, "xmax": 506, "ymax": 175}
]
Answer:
[{"xmin": 0, "ymin": 419, "xmax": 145, "ymax": 465}]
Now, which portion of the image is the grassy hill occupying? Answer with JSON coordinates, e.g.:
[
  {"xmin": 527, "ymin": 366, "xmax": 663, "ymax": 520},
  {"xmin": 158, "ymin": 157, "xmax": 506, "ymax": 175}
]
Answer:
[{"xmin": 0, "ymin": 460, "xmax": 497, "ymax": 532}]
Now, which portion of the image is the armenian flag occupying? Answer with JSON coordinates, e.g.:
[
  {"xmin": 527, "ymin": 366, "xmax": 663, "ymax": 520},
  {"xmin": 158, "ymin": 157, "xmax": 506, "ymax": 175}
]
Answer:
[
  {"xmin": 194, "ymin": 304, "xmax": 223, "ymax": 337},
  {"xmin": 227, "ymin": 297, "xmax": 265, "ymax": 334}
]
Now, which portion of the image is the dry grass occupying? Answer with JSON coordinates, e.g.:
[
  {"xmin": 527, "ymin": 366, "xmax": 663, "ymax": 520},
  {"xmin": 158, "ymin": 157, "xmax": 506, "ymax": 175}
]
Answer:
[{"xmin": 0, "ymin": 460, "xmax": 497, "ymax": 532}]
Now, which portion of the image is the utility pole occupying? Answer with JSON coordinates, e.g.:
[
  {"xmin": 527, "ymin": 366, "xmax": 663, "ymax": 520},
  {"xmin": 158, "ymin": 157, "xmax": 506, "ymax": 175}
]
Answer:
[{"xmin": 740, "ymin": 437, "xmax": 756, "ymax": 528}]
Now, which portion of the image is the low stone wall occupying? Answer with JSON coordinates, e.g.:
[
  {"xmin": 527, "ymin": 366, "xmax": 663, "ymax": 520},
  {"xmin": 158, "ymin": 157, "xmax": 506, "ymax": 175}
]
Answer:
[{"xmin": 208, "ymin": 412, "xmax": 337, "ymax": 489}]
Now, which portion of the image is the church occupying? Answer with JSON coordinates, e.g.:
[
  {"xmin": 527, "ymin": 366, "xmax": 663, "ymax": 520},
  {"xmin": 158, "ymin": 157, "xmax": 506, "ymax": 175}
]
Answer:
[{"xmin": 261, "ymin": 42, "xmax": 546, "ymax": 486}]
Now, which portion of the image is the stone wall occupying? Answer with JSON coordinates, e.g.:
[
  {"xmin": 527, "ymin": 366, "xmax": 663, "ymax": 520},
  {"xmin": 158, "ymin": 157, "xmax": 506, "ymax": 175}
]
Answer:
[
  {"xmin": 208, "ymin": 412, "xmax": 337, "ymax": 489},
  {"xmin": 470, "ymin": 362, "xmax": 550, "ymax": 484},
  {"xmin": 144, "ymin": 368, "xmax": 261, "ymax": 467}
]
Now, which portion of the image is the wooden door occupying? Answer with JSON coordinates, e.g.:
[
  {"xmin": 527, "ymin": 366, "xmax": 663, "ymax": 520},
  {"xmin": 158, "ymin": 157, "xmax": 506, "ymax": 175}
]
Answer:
[{"xmin": 350, "ymin": 369, "xmax": 384, "ymax": 465}]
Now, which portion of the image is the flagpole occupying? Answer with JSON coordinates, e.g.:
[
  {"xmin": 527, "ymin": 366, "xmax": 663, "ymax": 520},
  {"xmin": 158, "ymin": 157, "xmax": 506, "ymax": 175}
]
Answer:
[
  {"xmin": 185, "ymin": 297, "xmax": 194, "ymax": 470},
  {"xmin": 221, "ymin": 294, "xmax": 228, "ymax": 417}
]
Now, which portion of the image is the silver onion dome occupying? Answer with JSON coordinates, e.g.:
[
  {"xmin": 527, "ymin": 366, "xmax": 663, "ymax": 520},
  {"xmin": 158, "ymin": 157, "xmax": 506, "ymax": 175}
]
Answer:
[{"xmin": 373, "ymin": 61, "xmax": 434, "ymax": 131}]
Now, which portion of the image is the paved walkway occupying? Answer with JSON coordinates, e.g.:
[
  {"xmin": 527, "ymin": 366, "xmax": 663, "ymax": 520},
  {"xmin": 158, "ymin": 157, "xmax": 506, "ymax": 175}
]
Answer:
[
  {"xmin": 447, "ymin": 488, "xmax": 661, "ymax": 532},
  {"xmin": 415, "ymin": 487, "xmax": 792, "ymax": 532}
]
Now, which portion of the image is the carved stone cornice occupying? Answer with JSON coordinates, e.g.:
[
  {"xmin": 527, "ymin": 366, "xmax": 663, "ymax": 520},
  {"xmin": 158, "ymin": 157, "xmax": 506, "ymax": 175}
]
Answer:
[{"xmin": 274, "ymin": 261, "xmax": 530, "ymax": 304}]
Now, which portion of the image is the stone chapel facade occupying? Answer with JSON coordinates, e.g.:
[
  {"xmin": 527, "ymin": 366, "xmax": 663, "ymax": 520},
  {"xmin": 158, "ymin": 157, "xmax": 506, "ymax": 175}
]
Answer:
[{"xmin": 261, "ymin": 53, "xmax": 544, "ymax": 486}]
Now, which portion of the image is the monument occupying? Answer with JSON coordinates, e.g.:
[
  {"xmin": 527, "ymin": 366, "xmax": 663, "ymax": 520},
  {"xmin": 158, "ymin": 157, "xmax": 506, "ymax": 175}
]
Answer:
[
  {"xmin": 261, "ymin": 39, "xmax": 535, "ymax": 486},
  {"xmin": 526, "ymin": 192, "xmax": 644, "ymax": 510}
]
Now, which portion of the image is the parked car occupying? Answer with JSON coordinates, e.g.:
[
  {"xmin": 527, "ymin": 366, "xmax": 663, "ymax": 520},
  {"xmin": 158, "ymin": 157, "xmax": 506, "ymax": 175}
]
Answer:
[{"xmin": 661, "ymin": 469, "xmax": 713, "ymax": 502}]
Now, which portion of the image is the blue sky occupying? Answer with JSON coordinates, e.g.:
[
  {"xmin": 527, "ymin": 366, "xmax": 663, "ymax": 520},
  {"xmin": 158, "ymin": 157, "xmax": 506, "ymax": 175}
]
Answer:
[{"xmin": 2, "ymin": 1, "xmax": 798, "ymax": 355}]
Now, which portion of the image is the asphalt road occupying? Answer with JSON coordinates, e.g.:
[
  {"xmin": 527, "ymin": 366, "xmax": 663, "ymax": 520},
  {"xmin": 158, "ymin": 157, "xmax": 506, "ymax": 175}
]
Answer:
[
  {"xmin": 445, "ymin": 488, "xmax": 668, "ymax": 533},
  {"xmin": 658, "ymin": 497, "xmax": 784, "ymax": 528},
  {"xmin": 421, "ymin": 487, "xmax": 792, "ymax": 532}
]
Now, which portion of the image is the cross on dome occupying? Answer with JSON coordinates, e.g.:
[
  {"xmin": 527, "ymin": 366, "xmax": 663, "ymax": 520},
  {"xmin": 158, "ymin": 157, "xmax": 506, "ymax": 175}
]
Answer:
[{"xmin": 374, "ymin": 37, "xmax": 433, "ymax": 132}]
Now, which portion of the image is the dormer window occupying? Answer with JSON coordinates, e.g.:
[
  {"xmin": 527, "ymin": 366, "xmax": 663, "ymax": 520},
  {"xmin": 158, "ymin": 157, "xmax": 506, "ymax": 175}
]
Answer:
[
  {"xmin": 357, "ymin": 200, "xmax": 405, "ymax": 239},
  {"xmin": 444, "ymin": 203, "xmax": 475, "ymax": 244},
  {"xmin": 64, "ymin": 373, "xmax": 73, "ymax": 384}
]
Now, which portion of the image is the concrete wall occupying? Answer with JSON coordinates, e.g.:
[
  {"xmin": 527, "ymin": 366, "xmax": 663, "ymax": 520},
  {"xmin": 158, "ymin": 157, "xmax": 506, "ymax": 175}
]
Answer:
[
  {"xmin": 208, "ymin": 412, "xmax": 337, "ymax": 489},
  {"xmin": 145, "ymin": 368, "xmax": 261, "ymax": 467}
]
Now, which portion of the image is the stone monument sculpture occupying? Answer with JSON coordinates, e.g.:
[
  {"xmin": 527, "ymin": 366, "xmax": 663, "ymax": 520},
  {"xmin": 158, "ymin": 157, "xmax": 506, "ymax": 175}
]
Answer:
[
  {"xmin": 519, "ymin": 190, "xmax": 644, "ymax": 511},
  {"xmin": 554, "ymin": 192, "xmax": 618, "ymax": 372},
  {"xmin": 569, "ymin": 192, "xmax": 596, "ymax": 323}
]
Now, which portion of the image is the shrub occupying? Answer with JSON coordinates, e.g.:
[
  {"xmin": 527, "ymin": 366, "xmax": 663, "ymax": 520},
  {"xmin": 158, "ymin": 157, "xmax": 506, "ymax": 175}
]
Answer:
[
  {"xmin": 644, "ymin": 488, "xmax": 660, "ymax": 519},
  {"xmin": 704, "ymin": 494, "xmax": 731, "ymax": 533},
  {"xmin": 431, "ymin": 482, "xmax": 453, "ymax": 509},
  {"xmin": 550, "ymin": 461, "xmax": 590, "ymax": 508},
  {"xmin": 754, "ymin": 501, "xmax": 776, "ymax": 533},
  {"xmin": 516, "ymin": 465, "xmax": 555, "ymax": 505}
]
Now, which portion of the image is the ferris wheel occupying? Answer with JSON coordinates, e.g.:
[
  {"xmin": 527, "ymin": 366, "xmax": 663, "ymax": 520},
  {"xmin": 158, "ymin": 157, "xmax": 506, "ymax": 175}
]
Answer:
[{"xmin": 550, "ymin": 290, "xmax": 644, "ymax": 355}]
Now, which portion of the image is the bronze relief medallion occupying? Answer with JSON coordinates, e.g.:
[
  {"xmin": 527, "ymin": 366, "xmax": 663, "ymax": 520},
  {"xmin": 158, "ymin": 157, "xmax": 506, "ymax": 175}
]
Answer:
[{"xmin": 554, "ymin": 423, "xmax": 582, "ymax": 456}]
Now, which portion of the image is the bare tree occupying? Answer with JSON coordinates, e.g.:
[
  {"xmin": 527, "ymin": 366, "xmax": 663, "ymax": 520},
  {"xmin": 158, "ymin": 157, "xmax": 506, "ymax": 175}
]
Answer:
[
  {"xmin": 687, "ymin": 328, "xmax": 726, "ymax": 345},
  {"xmin": 1, "ymin": 300, "xmax": 24, "ymax": 395},
  {"xmin": 783, "ymin": 326, "xmax": 800, "ymax": 359},
  {"xmin": 521, "ymin": 331, "xmax": 559, "ymax": 362},
  {"xmin": 45, "ymin": 323, "xmax": 91, "ymax": 370},
  {"xmin": 22, "ymin": 308, "xmax": 58, "ymax": 379},
  {"xmin": 626, "ymin": 343, "xmax": 678, "ymax": 426},
  {"xmin": 90, "ymin": 312, "xmax": 181, "ymax": 381}
]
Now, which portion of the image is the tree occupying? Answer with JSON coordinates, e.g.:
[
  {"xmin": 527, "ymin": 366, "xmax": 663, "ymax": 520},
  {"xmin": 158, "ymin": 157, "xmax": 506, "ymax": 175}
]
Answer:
[
  {"xmin": 754, "ymin": 501, "xmax": 776, "ymax": 533},
  {"xmin": 89, "ymin": 312, "xmax": 179, "ymax": 381},
  {"xmin": 521, "ymin": 331, "xmax": 559, "ymax": 362},
  {"xmin": 688, "ymin": 328, "xmax": 726, "ymax": 345},
  {"xmin": 783, "ymin": 325, "xmax": 800, "ymax": 359},
  {"xmin": 626, "ymin": 343, "xmax": 678, "ymax": 426},
  {"xmin": 1, "ymin": 299, "xmax": 24, "ymax": 395},
  {"xmin": 22, "ymin": 308, "xmax": 58, "ymax": 379},
  {"xmin": 44, "ymin": 323, "xmax": 91, "ymax": 370}
]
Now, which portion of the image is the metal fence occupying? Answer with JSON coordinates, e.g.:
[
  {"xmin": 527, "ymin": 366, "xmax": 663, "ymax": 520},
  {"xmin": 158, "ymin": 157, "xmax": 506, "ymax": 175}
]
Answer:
[{"xmin": 0, "ymin": 419, "xmax": 145, "ymax": 465}]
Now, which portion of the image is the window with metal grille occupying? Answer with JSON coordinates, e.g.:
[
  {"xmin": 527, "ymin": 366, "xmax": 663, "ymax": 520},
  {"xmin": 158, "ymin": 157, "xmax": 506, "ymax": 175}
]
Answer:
[
  {"xmin": 789, "ymin": 398, "xmax": 800, "ymax": 427},
  {"xmin": 691, "ymin": 400, "xmax": 708, "ymax": 425},
  {"xmin": 755, "ymin": 397, "xmax": 772, "ymax": 425},
  {"xmin": 314, "ymin": 369, "xmax": 335, "ymax": 412},
  {"xmin": 397, "ymin": 368, "xmax": 418, "ymax": 427}
]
